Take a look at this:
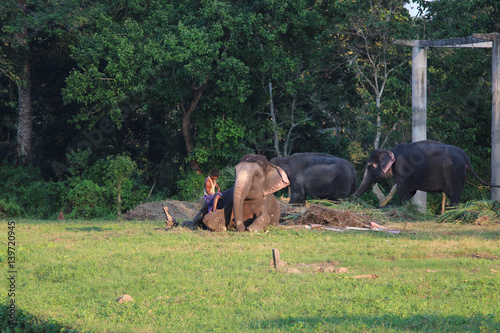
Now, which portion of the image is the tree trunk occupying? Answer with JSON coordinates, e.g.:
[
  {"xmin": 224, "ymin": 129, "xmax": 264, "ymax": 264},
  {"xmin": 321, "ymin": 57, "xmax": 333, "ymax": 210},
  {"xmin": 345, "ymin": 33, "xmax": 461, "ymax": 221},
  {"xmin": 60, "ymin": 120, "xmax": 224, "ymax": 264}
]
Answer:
[
  {"xmin": 16, "ymin": 57, "xmax": 33, "ymax": 166},
  {"xmin": 283, "ymin": 96, "xmax": 297, "ymax": 157},
  {"xmin": 371, "ymin": 95, "xmax": 397, "ymax": 204},
  {"xmin": 117, "ymin": 181, "xmax": 122, "ymax": 218},
  {"xmin": 373, "ymin": 94, "xmax": 382, "ymax": 150},
  {"xmin": 269, "ymin": 80, "xmax": 281, "ymax": 157},
  {"xmin": 181, "ymin": 79, "xmax": 208, "ymax": 174}
]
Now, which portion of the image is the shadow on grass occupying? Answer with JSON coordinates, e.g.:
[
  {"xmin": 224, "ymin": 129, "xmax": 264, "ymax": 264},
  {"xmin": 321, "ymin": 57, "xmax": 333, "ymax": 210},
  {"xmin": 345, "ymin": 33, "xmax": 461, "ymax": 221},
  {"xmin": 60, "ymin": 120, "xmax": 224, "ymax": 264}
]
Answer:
[
  {"xmin": 0, "ymin": 305, "xmax": 77, "ymax": 333},
  {"xmin": 392, "ymin": 225, "xmax": 500, "ymax": 241},
  {"xmin": 65, "ymin": 226, "xmax": 111, "ymax": 232},
  {"xmin": 250, "ymin": 313, "xmax": 499, "ymax": 332}
]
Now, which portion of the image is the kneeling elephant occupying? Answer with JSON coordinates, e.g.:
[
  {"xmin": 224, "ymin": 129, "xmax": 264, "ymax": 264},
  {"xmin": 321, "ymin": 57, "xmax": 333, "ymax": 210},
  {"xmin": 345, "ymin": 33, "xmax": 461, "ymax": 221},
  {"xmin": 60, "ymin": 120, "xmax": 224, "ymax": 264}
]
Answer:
[{"xmin": 193, "ymin": 154, "xmax": 289, "ymax": 232}]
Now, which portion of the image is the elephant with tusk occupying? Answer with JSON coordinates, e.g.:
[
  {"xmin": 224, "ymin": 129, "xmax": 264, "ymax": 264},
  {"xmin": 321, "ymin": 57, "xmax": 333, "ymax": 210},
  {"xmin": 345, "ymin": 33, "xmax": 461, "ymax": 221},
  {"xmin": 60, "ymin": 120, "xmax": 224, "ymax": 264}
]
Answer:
[{"xmin": 353, "ymin": 140, "xmax": 500, "ymax": 206}]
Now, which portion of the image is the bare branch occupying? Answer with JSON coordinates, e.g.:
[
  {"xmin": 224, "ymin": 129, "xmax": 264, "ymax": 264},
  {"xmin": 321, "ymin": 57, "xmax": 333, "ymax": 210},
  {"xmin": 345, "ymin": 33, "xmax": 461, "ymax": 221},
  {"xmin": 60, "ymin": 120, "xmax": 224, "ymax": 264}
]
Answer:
[{"xmin": 380, "ymin": 122, "xmax": 398, "ymax": 149}]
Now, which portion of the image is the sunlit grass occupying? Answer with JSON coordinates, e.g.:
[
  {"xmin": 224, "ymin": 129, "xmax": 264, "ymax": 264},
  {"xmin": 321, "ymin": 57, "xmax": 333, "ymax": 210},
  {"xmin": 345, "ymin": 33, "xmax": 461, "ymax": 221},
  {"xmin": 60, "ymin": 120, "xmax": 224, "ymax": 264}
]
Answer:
[{"xmin": 1, "ymin": 218, "xmax": 500, "ymax": 332}]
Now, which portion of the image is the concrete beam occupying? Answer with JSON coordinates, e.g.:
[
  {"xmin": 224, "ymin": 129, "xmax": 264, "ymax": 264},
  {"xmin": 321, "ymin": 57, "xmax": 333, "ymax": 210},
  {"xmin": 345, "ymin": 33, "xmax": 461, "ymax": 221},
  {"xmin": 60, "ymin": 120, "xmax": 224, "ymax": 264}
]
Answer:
[
  {"xmin": 412, "ymin": 44, "xmax": 427, "ymax": 211},
  {"xmin": 492, "ymin": 35, "xmax": 500, "ymax": 201},
  {"xmin": 397, "ymin": 33, "xmax": 500, "ymax": 203},
  {"xmin": 395, "ymin": 37, "xmax": 492, "ymax": 49}
]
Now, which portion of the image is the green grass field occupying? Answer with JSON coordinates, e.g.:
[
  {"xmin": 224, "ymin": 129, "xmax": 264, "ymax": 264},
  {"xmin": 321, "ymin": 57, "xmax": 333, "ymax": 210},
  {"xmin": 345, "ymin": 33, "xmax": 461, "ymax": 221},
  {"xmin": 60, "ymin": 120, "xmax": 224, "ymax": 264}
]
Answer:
[{"xmin": 1, "ymin": 215, "xmax": 500, "ymax": 332}]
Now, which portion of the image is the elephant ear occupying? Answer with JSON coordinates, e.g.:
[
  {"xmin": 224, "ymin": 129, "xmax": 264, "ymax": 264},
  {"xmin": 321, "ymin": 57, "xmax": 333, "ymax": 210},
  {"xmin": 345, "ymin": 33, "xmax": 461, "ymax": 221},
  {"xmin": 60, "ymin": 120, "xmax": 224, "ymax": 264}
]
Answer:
[
  {"xmin": 263, "ymin": 164, "xmax": 290, "ymax": 196},
  {"xmin": 380, "ymin": 150, "xmax": 396, "ymax": 174}
]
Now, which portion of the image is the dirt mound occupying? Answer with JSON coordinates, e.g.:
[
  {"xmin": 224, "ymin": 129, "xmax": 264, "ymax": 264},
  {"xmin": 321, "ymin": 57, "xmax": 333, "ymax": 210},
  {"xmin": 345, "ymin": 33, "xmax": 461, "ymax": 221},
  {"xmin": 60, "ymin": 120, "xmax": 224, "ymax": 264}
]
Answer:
[
  {"xmin": 283, "ymin": 204, "xmax": 373, "ymax": 228},
  {"xmin": 124, "ymin": 199, "xmax": 203, "ymax": 221}
]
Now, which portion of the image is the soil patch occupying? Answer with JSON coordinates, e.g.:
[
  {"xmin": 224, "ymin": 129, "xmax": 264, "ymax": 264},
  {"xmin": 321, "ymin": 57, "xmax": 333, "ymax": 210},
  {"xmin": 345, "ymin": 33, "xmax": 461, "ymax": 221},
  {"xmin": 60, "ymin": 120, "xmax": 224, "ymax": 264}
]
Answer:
[{"xmin": 124, "ymin": 199, "xmax": 204, "ymax": 222}]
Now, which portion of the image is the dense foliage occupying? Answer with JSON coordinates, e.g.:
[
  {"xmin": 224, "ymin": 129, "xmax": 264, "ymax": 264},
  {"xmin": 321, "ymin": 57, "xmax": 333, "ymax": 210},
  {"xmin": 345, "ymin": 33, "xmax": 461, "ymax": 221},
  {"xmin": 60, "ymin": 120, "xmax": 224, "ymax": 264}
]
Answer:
[{"xmin": 1, "ymin": 0, "xmax": 498, "ymax": 218}]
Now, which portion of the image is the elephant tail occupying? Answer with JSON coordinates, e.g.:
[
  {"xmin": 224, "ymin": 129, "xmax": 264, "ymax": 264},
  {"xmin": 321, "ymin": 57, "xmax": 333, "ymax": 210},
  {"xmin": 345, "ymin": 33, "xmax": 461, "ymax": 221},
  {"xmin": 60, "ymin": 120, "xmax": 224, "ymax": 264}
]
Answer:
[{"xmin": 465, "ymin": 154, "xmax": 500, "ymax": 187}]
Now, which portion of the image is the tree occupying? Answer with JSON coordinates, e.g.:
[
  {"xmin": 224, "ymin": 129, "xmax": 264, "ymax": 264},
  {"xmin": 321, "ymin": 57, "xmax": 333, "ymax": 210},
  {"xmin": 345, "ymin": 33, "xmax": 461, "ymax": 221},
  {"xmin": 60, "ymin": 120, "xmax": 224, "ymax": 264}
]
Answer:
[
  {"xmin": 414, "ymin": 0, "xmax": 498, "ymax": 200},
  {"xmin": 0, "ymin": 0, "xmax": 87, "ymax": 166},
  {"xmin": 416, "ymin": 0, "xmax": 500, "ymax": 39},
  {"xmin": 1, "ymin": 1, "xmax": 33, "ymax": 165},
  {"xmin": 64, "ymin": 1, "xmax": 253, "ymax": 174},
  {"xmin": 104, "ymin": 155, "xmax": 137, "ymax": 218},
  {"xmin": 252, "ymin": 0, "xmax": 345, "ymax": 157},
  {"xmin": 337, "ymin": 0, "xmax": 413, "ymax": 205}
]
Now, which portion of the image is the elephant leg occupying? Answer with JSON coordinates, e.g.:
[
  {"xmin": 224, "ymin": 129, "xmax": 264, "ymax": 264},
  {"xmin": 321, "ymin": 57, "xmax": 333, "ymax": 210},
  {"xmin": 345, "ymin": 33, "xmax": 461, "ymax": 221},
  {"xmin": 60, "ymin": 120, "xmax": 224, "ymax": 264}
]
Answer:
[
  {"xmin": 397, "ymin": 183, "xmax": 414, "ymax": 204},
  {"xmin": 224, "ymin": 205, "xmax": 236, "ymax": 230},
  {"xmin": 247, "ymin": 214, "xmax": 271, "ymax": 232},
  {"xmin": 289, "ymin": 184, "xmax": 305, "ymax": 204},
  {"xmin": 445, "ymin": 188, "xmax": 463, "ymax": 206},
  {"xmin": 192, "ymin": 202, "xmax": 209, "ymax": 227},
  {"xmin": 443, "ymin": 178, "xmax": 465, "ymax": 206},
  {"xmin": 203, "ymin": 210, "xmax": 227, "ymax": 232}
]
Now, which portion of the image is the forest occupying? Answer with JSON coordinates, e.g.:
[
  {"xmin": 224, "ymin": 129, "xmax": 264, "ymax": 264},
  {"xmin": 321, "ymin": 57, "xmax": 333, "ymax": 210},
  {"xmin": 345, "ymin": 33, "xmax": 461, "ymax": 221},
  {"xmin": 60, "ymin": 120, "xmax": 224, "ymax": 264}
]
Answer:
[{"xmin": 1, "ymin": 0, "xmax": 499, "ymax": 219}]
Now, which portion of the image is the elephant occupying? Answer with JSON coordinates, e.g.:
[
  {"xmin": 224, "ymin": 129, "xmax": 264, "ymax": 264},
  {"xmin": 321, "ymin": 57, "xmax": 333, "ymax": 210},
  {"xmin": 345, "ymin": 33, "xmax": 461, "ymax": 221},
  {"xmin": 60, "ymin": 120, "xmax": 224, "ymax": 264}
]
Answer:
[
  {"xmin": 233, "ymin": 154, "xmax": 289, "ymax": 232},
  {"xmin": 192, "ymin": 154, "xmax": 289, "ymax": 232},
  {"xmin": 269, "ymin": 153, "xmax": 357, "ymax": 204},
  {"xmin": 353, "ymin": 140, "xmax": 499, "ymax": 205}
]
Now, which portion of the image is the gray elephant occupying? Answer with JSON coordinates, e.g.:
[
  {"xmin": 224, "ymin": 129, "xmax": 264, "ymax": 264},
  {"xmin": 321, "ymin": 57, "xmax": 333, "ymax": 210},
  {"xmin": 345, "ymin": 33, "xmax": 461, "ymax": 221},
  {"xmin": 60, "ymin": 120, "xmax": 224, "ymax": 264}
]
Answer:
[
  {"xmin": 353, "ymin": 140, "xmax": 499, "ymax": 205},
  {"xmin": 269, "ymin": 153, "xmax": 357, "ymax": 204},
  {"xmin": 193, "ymin": 154, "xmax": 289, "ymax": 232}
]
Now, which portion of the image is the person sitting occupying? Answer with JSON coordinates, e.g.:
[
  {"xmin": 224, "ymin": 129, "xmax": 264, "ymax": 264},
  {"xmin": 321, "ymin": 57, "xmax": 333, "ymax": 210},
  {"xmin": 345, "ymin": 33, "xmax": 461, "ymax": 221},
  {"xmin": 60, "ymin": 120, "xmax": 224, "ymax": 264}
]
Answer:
[{"xmin": 204, "ymin": 168, "xmax": 222, "ymax": 213}]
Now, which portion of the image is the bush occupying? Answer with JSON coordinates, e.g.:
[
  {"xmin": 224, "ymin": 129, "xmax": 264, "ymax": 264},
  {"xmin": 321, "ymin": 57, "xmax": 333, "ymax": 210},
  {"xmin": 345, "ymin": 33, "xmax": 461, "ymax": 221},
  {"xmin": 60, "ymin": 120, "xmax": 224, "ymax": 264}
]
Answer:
[
  {"xmin": 0, "ymin": 163, "xmax": 42, "ymax": 187},
  {"xmin": 0, "ymin": 163, "xmax": 65, "ymax": 218},
  {"xmin": 63, "ymin": 152, "xmax": 148, "ymax": 218},
  {"xmin": 0, "ymin": 155, "xmax": 148, "ymax": 219},
  {"xmin": 217, "ymin": 166, "xmax": 236, "ymax": 190},
  {"xmin": 173, "ymin": 171, "xmax": 206, "ymax": 202},
  {"xmin": 19, "ymin": 181, "xmax": 66, "ymax": 219},
  {"xmin": 102, "ymin": 155, "xmax": 138, "ymax": 217},
  {"xmin": 0, "ymin": 199, "xmax": 23, "ymax": 217},
  {"xmin": 65, "ymin": 180, "xmax": 108, "ymax": 219}
]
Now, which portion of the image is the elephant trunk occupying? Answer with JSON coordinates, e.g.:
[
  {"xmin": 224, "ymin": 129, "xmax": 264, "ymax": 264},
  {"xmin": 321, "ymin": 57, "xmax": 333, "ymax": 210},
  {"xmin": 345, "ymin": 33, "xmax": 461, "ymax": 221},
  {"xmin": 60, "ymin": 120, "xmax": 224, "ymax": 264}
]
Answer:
[
  {"xmin": 233, "ymin": 169, "xmax": 252, "ymax": 232},
  {"xmin": 353, "ymin": 169, "xmax": 372, "ymax": 199}
]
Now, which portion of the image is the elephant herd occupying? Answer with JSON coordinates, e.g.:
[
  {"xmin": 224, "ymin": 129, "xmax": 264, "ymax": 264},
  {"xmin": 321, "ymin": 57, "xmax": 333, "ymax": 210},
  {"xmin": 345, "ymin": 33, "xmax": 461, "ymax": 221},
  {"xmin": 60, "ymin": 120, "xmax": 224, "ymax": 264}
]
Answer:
[{"xmin": 192, "ymin": 140, "xmax": 499, "ymax": 232}]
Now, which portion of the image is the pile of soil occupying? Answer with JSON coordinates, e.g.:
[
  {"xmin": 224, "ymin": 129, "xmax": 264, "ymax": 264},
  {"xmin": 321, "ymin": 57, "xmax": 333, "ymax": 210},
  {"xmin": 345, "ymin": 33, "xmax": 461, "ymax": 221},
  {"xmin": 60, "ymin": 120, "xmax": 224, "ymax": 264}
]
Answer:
[
  {"xmin": 124, "ymin": 199, "xmax": 203, "ymax": 222},
  {"xmin": 284, "ymin": 204, "xmax": 373, "ymax": 229}
]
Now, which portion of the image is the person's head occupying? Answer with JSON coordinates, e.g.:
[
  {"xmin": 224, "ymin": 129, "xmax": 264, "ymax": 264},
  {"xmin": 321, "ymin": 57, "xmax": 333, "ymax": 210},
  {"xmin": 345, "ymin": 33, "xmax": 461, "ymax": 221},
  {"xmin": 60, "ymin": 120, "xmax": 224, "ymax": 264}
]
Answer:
[{"xmin": 210, "ymin": 168, "xmax": 219, "ymax": 179}]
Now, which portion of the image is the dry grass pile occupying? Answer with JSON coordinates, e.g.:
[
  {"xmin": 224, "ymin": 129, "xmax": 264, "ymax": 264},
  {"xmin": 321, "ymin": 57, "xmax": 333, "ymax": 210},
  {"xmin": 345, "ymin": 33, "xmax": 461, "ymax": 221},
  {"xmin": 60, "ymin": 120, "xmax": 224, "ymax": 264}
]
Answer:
[
  {"xmin": 438, "ymin": 200, "xmax": 500, "ymax": 225},
  {"xmin": 282, "ymin": 204, "xmax": 374, "ymax": 229}
]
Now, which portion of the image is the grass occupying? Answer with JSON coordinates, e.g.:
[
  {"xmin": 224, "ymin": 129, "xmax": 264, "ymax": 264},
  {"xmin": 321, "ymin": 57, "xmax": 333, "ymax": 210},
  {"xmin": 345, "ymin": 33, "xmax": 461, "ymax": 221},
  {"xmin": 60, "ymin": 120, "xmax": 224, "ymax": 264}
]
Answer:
[{"xmin": 1, "ymin": 212, "xmax": 500, "ymax": 332}]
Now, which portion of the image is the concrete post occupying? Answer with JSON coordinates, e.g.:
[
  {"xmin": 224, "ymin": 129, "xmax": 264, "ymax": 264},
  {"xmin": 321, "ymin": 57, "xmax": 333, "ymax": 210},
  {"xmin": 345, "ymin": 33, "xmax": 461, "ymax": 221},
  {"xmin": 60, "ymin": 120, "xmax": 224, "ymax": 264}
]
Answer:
[
  {"xmin": 492, "ymin": 36, "xmax": 500, "ymax": 201},
  {"xmin": 412, "ymin": 43, "xmax": 428, "ymax": 211}
]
